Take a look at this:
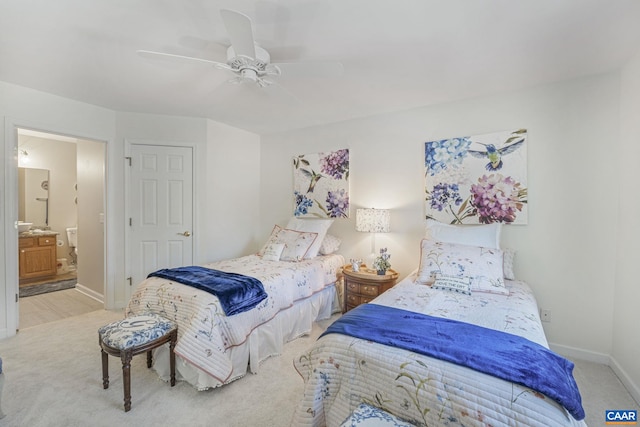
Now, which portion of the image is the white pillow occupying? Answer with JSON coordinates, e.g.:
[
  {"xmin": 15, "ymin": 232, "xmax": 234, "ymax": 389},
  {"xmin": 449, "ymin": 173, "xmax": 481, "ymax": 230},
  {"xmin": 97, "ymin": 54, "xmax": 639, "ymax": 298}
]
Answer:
[
  {"xmin": 426, "ymin": 218, "xmax": 502, "ymax": 249},
  {"xmin": 503, "ymin": 248, "xmax": 516, "ymax": 280},
  {"xmin": 416, "ymin": 239, "xmax": 508, "ymax": 295},
  {"xmin": 259, "ymin": 225, "xmax": 318, "ymax": 262},
  {"xmin": 319, "ymin": 234, "xmax": 341, "ymax": 255},
  {"xmin": 286, "ymin": 217, "xmax": 334, "ymax": 259},
  {"xmin": 261, "ymin": 243, "xmax": 285, "ymax": 261}
]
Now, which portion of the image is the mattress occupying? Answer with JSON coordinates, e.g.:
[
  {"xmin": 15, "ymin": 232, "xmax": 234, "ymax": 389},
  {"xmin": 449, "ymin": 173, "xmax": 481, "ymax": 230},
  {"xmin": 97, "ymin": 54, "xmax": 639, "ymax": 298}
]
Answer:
[
  {"xmin": 125, "ymin": 253, "xmax": 344, "ymax": 390},
  {"xmin": 292, "ymin": 272, "xmax": 587, "ymax": 427}
]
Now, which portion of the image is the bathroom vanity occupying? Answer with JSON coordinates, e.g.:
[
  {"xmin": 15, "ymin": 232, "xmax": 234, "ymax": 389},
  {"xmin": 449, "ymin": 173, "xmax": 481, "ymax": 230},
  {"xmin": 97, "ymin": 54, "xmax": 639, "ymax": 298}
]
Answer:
[{"xmin": 19, "ymin": 232, "xmax": 58, "ymax": 282}]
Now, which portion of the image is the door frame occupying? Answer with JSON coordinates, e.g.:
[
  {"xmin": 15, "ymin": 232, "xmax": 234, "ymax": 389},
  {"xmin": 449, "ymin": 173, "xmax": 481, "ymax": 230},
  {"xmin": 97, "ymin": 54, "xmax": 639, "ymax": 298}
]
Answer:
[
  {"xmin": 3, "ymin": 117, "xmax": 109, "ymax": 336},
  {"xmin": 124, "ymin": 139, "xmax": 198, "ymax": 304}
]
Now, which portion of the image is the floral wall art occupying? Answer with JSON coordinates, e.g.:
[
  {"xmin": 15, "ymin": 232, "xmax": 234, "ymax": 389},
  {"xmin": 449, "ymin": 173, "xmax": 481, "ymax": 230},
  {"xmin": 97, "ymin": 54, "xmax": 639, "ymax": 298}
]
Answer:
[
  {"xmin": 293, "ymin": 148, "xmax": 350, "ymax": 218},
  {"xmin": 425, "ymin": 129, "xmax": 528, "ymax": 224}
]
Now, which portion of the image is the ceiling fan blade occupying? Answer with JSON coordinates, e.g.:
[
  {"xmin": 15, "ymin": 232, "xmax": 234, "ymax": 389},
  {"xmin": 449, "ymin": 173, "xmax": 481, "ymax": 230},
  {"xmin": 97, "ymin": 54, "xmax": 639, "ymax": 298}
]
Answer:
[
  {"xmin": 220, "ymin": 9, "xmax": 256, "ymax": 58},
  {"xmin": 137, "ymin": 50, "xmax": 230, "ymax": 70},
  {"xmin": 273, "ymin": 61, "xmax": 344, "ymax": 79}
]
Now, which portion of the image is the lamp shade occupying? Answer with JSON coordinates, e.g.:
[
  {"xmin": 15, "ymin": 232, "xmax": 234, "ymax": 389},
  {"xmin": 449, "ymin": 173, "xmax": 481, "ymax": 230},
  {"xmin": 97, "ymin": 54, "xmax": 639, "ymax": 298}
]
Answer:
[{"xmin": 356, "ymin": 208, "xmax": 390, "ymax": 233}]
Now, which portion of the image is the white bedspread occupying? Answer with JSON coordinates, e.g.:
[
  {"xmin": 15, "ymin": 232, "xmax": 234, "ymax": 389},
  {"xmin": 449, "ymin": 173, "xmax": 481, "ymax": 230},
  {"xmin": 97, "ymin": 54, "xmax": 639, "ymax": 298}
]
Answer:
[
  {"xmin": 126, "ymin": 254, "xmax": 344, "ymax": 389},
  {"xmin": 292, "ymin": 273, "xmax": 587, "ymax": 427}
]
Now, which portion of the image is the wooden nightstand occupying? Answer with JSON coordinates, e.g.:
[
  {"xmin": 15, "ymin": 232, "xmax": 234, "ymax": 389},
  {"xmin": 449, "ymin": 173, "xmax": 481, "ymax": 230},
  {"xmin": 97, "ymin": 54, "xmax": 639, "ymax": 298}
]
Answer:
[{"xmin": 342, "ymin": 265, "xmax": 398, "ymax": 313}]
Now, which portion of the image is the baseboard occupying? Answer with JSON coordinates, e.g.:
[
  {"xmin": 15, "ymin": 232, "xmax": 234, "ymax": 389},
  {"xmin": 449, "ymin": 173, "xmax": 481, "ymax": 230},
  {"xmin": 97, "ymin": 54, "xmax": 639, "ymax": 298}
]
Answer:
[
  {"xmin": 549, "ymin": 342, "xmax": 611, "ymax": 365},
  {"xmin": 609, "ymin": 357, "xmax": 640, "ymax": 406},
  {"xmin": 75, "ymin": 283, "xmax": 104, "ymax": 304},
  {"xmin": 550, "ymin": 342, "xmax": 640, "ymax": 406}
]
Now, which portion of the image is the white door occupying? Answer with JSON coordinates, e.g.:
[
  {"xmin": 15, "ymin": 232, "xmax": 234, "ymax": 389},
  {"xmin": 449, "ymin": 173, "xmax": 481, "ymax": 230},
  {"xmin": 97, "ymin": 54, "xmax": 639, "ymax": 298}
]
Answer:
[{"xmin": 127, "ymin": 144, "xmax": 193, "ymax": 300}]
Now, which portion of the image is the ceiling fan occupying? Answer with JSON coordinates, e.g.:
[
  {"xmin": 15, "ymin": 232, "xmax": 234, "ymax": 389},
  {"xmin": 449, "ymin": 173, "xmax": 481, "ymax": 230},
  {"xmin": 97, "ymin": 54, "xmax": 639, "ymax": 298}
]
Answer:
[{"xmin": 138, "ymin": 9, "xmax": 343, "ymax": 90}]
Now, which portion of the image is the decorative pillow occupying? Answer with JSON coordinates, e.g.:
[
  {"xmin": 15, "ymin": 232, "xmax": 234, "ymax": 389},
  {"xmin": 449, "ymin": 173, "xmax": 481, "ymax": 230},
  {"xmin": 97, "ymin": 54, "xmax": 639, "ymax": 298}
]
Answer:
[
  {"xmin": 433, "ymin": 273, "xmax": 472, "ymax": 295},
  {"xmin": 425, "ymin": 218, "xmax": 502, "ymax": 249},
  {"xmin": 503, "ymin": 248, "xmax": 516, "ymax": 280},
  {"xmin": 261, "ymin": 243, "xmax": 285, "ymax": 261},
  {"xmin": 339, "ymin": 403, "xmax": 414, "ymax": 427},
  {"xmin": 259, "ymin": 225, "xmax": 318, "ymax": 262},
  {"xmin": 416, "ymin": 239, "xmax": 508, "ymax": 295},
  {"xmin": 319, "ymin": 234, "xmax": 342, "ymax": 255},
  {"xmin": 286, "ymin": 217, "xmax": 334, "ymax": 258}
]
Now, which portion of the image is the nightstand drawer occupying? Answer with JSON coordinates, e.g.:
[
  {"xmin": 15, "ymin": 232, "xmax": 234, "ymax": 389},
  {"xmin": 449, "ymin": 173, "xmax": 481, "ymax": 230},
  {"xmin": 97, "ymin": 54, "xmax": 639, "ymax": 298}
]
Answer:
[
  {"xmin": 346, "ymin": 293, "xmax": 360, "ymax": 306},
  {"xmin": 360, "ymin": 285, "xmax": 378, "ymax": 297},
  {"xmin": 346, "ymin": 282, "xmax": 360, "ymax": 293}
]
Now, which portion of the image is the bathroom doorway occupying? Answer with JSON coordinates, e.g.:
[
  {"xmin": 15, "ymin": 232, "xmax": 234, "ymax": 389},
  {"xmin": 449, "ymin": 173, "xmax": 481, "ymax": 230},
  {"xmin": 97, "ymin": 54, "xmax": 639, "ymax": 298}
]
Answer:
[{"xmin": 16, "ymin": 128, "xmax": 105, "ymax": 327}]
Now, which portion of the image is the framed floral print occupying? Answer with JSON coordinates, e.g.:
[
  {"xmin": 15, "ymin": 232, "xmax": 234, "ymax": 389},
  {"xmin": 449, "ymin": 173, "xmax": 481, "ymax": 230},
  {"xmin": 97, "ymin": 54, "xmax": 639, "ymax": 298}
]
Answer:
[
  {"xmin": 425, "ymin": 129, "xmax": 528, "ymax": 224},
  {"xmin": 293, "ymin": 148, "xmax": 350, "ymax": 218}
]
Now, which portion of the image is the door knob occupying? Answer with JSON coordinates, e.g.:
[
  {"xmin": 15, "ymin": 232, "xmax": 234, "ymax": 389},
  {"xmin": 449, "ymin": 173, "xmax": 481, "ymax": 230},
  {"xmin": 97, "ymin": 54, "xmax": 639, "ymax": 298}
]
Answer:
[{"xmin": 178, "ymin": 231, "xmax": 191, "ymax": 237}]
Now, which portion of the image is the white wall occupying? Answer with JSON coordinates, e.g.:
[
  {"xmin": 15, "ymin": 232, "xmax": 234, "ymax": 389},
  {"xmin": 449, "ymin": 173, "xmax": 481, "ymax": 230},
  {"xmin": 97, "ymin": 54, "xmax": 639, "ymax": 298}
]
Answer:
[
  {"xmin": 77, "ymin": 138, "xmax": 105, "ymax": 297},
  {"xmin": 613, "ymin": 49, "xmax": 640, "ymax": 402},
  {"xmin": 0, "ymin": 81, "xmax": 116, "ymax": 338},
  {"xmin": 261, "ymin": 73, "xmax": 621, "ymax": 359},
  {"xmin": 203, "ymin": 120, "xmax": 261, "ymax": 261},
  {"xmin": 1, "ymin": 83, "xmax": 261, "ymax": 338}
]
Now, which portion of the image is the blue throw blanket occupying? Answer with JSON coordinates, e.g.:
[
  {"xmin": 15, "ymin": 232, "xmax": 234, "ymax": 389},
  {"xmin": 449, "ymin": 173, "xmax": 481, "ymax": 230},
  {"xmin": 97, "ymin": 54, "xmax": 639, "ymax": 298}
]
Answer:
[
  {"xmin": 148, "ymin": 266, "xmax": 267, "ymax": 316},
  {"xmin": 321, "ymin": 304, "xmax": 585, "ymax": 420}
]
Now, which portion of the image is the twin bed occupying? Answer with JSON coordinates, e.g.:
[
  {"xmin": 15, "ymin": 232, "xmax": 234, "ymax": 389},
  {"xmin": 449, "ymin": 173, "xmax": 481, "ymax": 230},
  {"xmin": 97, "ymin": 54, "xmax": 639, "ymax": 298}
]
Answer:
[
  {"xmin": 123, "ymin": 218, "xmax": 586, "ymax": 426},
  {"xmin": 291, "ymin": 220, "xmax": 586, "ymax": 426},
  {"xmin": 125, "ymin": 217, "xmax": 343, "ymax": 390}
]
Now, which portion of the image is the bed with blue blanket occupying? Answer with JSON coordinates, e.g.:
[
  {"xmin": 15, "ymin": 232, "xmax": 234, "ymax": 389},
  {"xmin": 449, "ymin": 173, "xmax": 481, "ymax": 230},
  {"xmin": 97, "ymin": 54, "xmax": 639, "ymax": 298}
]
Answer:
[
  {"xmin": 292, "ymin": 272, "xmax": 587, "ymax": 427},
  {"xmin": 126, "ymin": 253, "xmax": 344, "ymax": 391}
]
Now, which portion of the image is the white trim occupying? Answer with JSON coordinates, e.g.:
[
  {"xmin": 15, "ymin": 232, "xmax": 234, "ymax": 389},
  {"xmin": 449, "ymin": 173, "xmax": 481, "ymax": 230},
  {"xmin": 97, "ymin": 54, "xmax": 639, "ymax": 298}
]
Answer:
[
  {"xmin": 551, "ymin": 342, "xmax": 640, "ymax": 406},
  {"xmin": 75, "ymin": 283, "xmax": 104, "ymax": 304},
  {"xmin": 549, "ymin": 342, "xmax": 611, "ymax": 365},
  {"xmin": 3, "ymin": 117, "xmax": 110, "ymax": 334},
  {"xmin": 610, "ymin": 356, "xmax": 640, "ymax": 406}
]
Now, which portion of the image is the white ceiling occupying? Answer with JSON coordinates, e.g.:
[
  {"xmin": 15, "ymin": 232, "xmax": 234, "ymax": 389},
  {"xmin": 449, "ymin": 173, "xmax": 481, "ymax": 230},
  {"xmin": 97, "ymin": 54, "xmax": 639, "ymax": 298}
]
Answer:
[{"xmin": 2, "ymin": 1, "xmax": 640, "ymax": 135}]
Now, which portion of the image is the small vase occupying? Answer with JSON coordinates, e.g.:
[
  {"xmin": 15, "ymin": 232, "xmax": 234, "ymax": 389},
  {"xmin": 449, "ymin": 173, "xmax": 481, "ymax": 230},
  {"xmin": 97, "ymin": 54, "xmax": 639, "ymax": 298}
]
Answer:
[{"xmin": 377, "ymin": 269, "xmax": 386, "ymax": 275}]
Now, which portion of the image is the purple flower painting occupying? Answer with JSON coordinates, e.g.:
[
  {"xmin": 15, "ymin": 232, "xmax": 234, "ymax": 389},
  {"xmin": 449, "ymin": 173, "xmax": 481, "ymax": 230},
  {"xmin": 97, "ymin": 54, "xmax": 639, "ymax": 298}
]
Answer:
[
  {"xmin": 293, "ymin": 149, "xmax": 350, "ymax": 218},
  {"xmin": 425, "ymin": 129, "xmax": 528, "ymax": 224}
]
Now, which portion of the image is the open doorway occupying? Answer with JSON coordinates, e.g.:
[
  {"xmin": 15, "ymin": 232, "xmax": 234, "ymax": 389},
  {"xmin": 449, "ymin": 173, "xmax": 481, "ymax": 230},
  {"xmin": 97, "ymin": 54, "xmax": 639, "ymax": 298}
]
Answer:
[{"xmin": 16, "ymin": 128, "xmax": 105, "ymax": 329}]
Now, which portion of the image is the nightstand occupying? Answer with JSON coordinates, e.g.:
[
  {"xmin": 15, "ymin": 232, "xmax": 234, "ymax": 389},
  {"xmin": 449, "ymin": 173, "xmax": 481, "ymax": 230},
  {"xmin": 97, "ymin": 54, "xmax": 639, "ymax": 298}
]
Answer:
[{"xmin": 342, "ymin": 265, "xmax": 398, "ymax": 313}]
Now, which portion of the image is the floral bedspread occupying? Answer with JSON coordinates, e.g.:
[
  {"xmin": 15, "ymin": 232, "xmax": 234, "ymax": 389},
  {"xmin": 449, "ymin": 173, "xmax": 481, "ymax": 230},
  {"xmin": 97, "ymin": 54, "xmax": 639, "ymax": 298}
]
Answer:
[
  {"xmin": 126, "ymin": 254, "xmax": 344, "ymax": 386},
  {"xmin": 292, "ymin": 274, "xmax": 587, "ymax": 427}
]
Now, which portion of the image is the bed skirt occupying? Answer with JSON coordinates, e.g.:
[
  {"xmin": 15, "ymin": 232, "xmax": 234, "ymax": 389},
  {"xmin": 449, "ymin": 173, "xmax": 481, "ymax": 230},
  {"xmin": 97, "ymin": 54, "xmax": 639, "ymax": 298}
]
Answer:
[{"xmin": 151, "ymin": 282, "xmax": 340, "ymax": 390}]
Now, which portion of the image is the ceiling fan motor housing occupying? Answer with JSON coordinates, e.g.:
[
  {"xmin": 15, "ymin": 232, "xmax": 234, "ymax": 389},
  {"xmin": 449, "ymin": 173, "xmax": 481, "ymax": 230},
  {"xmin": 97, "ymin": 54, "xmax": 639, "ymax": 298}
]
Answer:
[{"xmin": 227, "ymin": 45, "xmax": 271, "ymax": 75}]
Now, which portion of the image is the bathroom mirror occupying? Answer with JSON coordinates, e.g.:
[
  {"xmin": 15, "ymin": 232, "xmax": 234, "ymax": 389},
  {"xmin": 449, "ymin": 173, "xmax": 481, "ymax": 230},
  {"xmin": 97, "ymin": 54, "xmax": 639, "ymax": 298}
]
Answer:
[{"xmin": 18, "ymin": 167, "xmax": 50, "ymax": 226}]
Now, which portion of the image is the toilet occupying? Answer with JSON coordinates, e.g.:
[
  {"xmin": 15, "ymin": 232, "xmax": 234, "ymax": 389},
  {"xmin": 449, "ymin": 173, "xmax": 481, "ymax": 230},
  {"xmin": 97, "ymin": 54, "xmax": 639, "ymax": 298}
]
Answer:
[{"xmin": 66, "ymin": 227, "xmax": 78, "ymax": 255}]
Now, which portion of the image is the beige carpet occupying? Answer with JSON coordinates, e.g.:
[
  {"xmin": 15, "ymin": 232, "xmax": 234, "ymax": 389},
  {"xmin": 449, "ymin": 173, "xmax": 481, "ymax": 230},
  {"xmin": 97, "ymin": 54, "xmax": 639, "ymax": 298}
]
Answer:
[
  {"xmin": 0, "ymin": 309, "xmax": 637, "ymax": 426},
  {"xmin": 0, "ymin": 309, "xmax": 337, "ymax": 427}
]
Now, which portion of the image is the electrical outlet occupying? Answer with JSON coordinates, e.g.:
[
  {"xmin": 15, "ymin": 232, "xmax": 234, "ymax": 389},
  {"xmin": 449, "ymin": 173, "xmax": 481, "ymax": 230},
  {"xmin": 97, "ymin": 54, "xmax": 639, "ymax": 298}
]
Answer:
[{"xmin": 541, "ymin": 309, "xmax": 551, "ymax": 323}]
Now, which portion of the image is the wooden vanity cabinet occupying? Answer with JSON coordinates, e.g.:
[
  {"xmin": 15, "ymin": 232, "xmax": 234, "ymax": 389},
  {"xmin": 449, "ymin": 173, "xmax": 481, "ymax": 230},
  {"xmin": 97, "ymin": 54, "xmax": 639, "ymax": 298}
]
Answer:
[{"xmin": 19, "ymin": 235, "xmax": 57, "ymax": 282}]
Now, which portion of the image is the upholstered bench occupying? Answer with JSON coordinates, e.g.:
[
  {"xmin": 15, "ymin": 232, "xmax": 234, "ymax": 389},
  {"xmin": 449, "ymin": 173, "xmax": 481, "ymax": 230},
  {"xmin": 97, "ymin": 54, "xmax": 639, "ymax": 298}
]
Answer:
[
  {"xmin": 340, "ymin": 404, "xmax": 415, "ymax": 427},
  {"xmin": 98, "ymin": 313, "xmax": 177, "ymax": 412}
]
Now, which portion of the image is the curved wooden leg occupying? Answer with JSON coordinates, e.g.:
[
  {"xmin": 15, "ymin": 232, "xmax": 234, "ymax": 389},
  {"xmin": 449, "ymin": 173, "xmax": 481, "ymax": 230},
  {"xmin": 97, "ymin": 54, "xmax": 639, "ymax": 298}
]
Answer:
[
  {"xmin": 101, "ymin": 348, "xmax": 109, "ymax": 389},
  {"xmin": 146, "ymin": 350, "xmax": 152, "ymax": 369},
  {"xmin": 121, "ymin": 351, "xmax": 133, "ymax": 412},
  {"xmin": 169, "ymin": 330, "xmax": 177, "ymax": 387}
]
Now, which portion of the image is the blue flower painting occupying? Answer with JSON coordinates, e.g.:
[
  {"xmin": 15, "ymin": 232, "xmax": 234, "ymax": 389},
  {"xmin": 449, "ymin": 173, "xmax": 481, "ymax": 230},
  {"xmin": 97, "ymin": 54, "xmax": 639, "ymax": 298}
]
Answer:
[
  {"xmin": 293, "ymin": 149, "xmax": 350, "ymax": 218},
  {"xmin": 425, "ymin": 129, "xmax": 528, "ymax": 224}
]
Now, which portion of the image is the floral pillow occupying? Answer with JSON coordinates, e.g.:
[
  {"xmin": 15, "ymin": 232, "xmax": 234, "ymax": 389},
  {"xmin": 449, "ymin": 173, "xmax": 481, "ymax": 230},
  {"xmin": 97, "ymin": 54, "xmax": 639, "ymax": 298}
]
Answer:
[
  {"xmin": 416, "ymin": 239, "xmax": 508, "ymax": 295},
  {"xmin": 285, "ymin": 217, "xmax": 334, "ymax": 259},
  {"xmin": 259, "ymin": 225, "xmax": 318, "ymax": 262}
]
